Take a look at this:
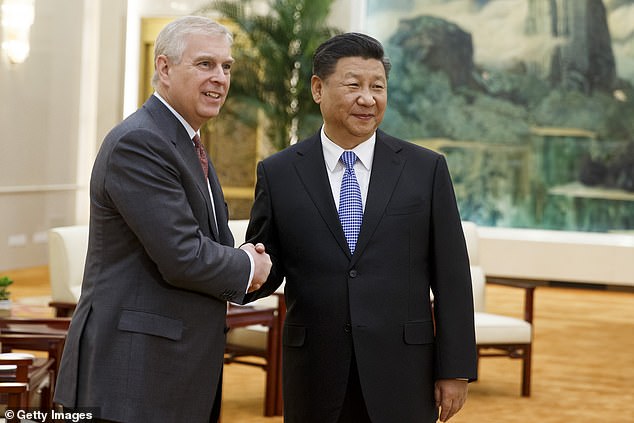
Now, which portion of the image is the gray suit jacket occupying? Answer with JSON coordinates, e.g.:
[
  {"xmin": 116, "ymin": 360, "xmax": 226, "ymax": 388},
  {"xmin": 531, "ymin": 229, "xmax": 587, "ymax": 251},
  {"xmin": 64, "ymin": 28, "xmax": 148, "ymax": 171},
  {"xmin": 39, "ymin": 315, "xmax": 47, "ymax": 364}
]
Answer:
[
  {"xmin": 246, "ymin": 130, "xmax": 477, "ymax": 423},
  {"xmin": 54, "ymin": 95, "xmax": 250, "ymax": 422}
]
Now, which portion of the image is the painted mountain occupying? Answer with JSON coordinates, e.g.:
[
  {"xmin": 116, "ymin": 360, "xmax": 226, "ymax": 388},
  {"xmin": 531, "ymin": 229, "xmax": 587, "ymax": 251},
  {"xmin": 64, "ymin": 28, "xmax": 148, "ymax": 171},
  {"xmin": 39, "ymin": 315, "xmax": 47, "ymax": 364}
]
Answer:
[{"xmin": 366, "ymin": 0, "xmax": 634, "ymax": 231}]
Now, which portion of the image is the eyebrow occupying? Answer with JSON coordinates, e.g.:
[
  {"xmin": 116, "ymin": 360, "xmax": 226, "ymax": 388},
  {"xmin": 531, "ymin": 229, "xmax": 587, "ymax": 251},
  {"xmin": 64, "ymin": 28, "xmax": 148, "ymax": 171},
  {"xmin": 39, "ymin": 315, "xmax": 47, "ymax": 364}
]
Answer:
[
  {"xmin": 343, "ymin": 71, "xmax": 386, "ymax": 81},
  {"xmin": 194, "ymin": 54, "xmax": 235, "ymax": 64}
]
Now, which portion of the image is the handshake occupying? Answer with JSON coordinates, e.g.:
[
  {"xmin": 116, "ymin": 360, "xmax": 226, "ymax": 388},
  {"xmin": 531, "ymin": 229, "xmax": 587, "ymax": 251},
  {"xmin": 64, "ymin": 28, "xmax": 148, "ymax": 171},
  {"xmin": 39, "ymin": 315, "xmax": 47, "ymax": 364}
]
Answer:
[{"xmin": 240, "ymin": 242, "xmax": 272, "ymax": 293}]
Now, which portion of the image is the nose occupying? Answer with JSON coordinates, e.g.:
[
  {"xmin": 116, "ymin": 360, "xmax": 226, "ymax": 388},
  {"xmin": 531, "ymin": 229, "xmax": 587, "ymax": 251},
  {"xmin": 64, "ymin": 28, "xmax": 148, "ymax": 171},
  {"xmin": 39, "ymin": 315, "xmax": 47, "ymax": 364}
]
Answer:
[
  {"xmin": 357, "ymin": 89, "xmax": 376, "ymax": 106},
  {"xmin": 209, "ymin": 64, "xmax": 229, "ymax": 84}
]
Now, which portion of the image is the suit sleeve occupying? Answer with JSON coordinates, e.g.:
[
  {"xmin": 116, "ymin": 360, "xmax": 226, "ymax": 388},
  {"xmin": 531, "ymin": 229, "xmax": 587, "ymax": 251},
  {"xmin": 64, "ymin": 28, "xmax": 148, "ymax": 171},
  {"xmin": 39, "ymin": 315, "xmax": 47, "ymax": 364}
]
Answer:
[
  {"xmin": 103, "ymin": 129, "xmax": 250, "ymax": 302},
  {"xmin": 429, "ymin": 155, "xmax": 478, "ymax": 381}
]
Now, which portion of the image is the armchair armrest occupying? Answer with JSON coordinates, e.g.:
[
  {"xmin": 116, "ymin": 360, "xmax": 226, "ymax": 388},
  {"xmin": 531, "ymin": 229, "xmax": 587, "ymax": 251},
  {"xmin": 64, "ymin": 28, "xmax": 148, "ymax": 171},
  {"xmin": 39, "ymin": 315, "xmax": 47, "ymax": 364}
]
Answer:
[
  {"xmin": 486, "ymin": 277, "xmax": 537, "ymax": 325},
  {"xmin": 0, "ymin": 334, "xmax": 67, "ymax": 371},
  {"xmin": 0, "ymin": 357, "xmax": 34, "ymax": 381},
  {"xmin": 48, "ymin": 301, "xmax": 77, "ymax": 317},
  {"xmin": 0, "ymin": 333, "xmax": 66, "ymax": 349},
  {"xmin": 0, "ymin": 317, "xmax": 72, "ymax": 332}
]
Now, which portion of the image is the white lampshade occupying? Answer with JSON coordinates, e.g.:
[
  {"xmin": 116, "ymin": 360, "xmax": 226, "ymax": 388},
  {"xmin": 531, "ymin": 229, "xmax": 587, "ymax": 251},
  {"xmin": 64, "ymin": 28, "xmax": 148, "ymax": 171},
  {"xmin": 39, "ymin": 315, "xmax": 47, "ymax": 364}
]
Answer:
[{"xmin": 1, "ymin": 0, "xmax": 35, "ymax": 64}]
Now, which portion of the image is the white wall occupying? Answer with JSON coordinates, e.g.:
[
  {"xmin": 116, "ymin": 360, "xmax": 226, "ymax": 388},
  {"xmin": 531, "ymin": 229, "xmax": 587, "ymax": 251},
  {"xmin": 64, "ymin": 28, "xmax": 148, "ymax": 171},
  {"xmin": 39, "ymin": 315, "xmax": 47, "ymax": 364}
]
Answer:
[{"xmin": 0, "ymin": 0, "xmax": 126, "ymax": 270}]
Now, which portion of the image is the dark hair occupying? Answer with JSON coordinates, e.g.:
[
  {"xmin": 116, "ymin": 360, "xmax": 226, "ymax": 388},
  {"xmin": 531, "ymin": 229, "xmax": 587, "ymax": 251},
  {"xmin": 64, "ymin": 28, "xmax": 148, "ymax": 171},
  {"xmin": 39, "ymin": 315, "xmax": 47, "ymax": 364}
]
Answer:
[{"xmin": 312, "ymin": 32, "xmax": 391, "ymax": 80}]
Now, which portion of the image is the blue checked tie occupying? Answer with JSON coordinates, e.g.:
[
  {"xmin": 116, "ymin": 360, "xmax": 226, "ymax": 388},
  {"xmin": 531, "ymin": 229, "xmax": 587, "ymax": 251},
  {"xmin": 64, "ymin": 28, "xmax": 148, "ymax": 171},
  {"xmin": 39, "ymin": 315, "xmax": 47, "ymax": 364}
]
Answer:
[{"xmin": 338, "ymin": 151, "xmax": 363, "ymax": 253}]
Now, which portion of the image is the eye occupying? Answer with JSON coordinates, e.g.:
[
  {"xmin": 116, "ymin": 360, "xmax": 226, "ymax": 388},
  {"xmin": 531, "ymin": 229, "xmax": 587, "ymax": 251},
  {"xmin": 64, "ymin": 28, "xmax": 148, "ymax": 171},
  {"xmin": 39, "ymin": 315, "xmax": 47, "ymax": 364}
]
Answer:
[{"xmin": 222, "ymin": 63, "xmax": 232, "ymax": 73}]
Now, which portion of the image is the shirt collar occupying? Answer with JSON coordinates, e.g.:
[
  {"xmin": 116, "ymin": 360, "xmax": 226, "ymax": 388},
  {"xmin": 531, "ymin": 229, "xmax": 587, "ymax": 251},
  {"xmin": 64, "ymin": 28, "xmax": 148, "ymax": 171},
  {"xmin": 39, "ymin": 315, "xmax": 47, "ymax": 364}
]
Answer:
[
  {"xmin": 153, "ymin": 92, "xmax": 199, "ymax": 140},
  {"xmin": 320, "ymin": 126, "xmax": 376, "ymax": 172}
]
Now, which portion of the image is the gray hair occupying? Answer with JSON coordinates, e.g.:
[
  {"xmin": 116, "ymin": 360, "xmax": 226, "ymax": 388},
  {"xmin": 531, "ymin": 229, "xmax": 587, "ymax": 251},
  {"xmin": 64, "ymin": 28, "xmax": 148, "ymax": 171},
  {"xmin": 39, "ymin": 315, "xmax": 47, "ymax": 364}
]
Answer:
[{"xmin": 151, "ymin": 16, "xmax": 233, "ymax": 88}]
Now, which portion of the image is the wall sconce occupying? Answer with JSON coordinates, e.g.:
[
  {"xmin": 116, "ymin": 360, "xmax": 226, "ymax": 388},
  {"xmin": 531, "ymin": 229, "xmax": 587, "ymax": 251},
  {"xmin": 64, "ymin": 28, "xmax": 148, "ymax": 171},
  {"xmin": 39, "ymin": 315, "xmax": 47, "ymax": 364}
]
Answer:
[{"xmin": 1, "ymin": 0, "xmax": 35, "ymax": 64}]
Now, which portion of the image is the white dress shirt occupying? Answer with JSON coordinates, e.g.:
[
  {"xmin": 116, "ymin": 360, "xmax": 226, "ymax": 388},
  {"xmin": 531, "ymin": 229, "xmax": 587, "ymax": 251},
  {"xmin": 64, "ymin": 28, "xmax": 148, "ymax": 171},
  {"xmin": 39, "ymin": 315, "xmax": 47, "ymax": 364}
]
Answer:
[{"xmin": 320, "ymin": 126, "xmax": 376, "ymax": 210}]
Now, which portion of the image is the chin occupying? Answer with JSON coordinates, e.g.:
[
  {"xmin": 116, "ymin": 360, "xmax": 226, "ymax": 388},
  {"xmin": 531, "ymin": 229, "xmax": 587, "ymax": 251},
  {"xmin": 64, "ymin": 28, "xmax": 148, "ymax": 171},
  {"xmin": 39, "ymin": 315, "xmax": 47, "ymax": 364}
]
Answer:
[{"xmin": 202, "ymin": 107, "xmax": 222, "ymax": 119}]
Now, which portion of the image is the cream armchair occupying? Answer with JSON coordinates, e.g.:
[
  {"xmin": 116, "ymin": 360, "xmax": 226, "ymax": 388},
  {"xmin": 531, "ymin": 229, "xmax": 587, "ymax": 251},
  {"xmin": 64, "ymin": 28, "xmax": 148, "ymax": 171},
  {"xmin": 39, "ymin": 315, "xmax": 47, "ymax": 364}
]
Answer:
[
  {"xmin": 47, "ymin": 225, "xmax": 88, "ymax": 317},
  {"xmin": 462, "ymin": 221, "xmax": 535, "ymax": 397}
]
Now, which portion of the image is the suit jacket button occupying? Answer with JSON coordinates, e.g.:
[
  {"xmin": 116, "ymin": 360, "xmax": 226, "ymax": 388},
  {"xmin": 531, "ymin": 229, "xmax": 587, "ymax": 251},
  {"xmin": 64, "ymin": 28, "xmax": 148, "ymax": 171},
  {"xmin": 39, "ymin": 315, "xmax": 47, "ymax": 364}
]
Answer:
[
  {"xmin": 344, "ymin": 323, "xmax": 352, "ymax": 333},
  {"xmin": 349, "ymin": 269, "xmax": 357, "ymax": 278}
]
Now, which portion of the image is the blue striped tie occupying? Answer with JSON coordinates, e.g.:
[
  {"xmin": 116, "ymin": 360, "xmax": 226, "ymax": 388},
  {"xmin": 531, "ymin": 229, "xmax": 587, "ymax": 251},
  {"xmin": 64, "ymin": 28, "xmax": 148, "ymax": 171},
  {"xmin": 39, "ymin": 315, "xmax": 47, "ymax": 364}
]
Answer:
[{"xmin": 338, "ymin": 151, "xmax": 363, "ymax": 253}]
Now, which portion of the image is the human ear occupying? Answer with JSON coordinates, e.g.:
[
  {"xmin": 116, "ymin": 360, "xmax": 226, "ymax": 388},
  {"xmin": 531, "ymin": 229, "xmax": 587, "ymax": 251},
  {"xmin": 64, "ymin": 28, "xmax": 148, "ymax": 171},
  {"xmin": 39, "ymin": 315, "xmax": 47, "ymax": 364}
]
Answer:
[
  {"xmin": 311, "ymin": 75, "xmax": 323, "ymax": 104},
  {"xmin": 156, "ymin": 55, "xmax": 171, "ymax": 85}
]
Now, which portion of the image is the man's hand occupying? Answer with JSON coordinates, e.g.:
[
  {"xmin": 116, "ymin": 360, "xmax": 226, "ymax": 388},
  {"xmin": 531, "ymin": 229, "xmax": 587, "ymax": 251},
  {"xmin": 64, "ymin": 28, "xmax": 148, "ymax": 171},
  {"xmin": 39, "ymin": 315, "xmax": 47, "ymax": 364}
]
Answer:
[
  {"xmin": 435, "ymin": 379, "xmax": 468, "ymax": 422},
  {"xmin": 240, "ymin": 243, "xmax": 271, "ymax": 292}
]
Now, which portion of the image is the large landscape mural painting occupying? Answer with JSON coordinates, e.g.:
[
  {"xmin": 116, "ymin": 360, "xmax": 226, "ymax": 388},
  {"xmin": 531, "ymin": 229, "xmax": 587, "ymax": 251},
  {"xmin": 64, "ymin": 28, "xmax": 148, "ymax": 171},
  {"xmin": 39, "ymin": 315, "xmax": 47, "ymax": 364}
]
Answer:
[{"xmin": 365, "ymin": 0, "xmax": 634, "ymax": 232}]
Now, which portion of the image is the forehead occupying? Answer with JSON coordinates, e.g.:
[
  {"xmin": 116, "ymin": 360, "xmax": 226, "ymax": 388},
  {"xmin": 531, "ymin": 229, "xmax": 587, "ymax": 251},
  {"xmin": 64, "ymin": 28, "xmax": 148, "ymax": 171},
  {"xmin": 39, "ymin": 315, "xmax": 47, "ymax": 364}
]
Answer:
[
  {"xmin": 182, "ymin": 32, "xmax": 233, "ymax": 57},
  {"xmin": 332, "ymin": 56, "xmax": 386, "ymax": 79}
]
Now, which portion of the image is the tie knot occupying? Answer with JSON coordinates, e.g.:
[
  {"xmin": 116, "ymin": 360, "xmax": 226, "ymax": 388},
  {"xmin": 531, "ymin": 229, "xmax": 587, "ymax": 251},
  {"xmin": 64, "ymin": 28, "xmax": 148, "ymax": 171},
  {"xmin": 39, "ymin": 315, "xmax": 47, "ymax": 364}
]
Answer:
[
  {"xmin": 192, "ymin": 133, "xmax": 202, "ymax": 145},
  {"xmin": 340, "ymin": 151, "xmax": 358, "ymax": 170}
]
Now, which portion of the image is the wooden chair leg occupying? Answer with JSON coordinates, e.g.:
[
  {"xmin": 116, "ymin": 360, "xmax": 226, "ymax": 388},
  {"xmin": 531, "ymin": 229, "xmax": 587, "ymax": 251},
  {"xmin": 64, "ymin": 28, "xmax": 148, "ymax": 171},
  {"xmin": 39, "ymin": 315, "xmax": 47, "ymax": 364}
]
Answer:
[
  {"xmin": 475, "ymin": 348, "xmax": 481, "ymax": 382},
  {"xmin": 39, "ymin": 369, "xmax": 55, "ymax": 410},
  {"xmin": 275, "ymin": 294, "xmax": 286, "ymax": 416},
  {"xmin": 264, "ymin": 319, "xmax": 278, "ymax": 416},
  {"xmin": 521, "ymin": 344, "xmax": 532, "ymax": 397}
]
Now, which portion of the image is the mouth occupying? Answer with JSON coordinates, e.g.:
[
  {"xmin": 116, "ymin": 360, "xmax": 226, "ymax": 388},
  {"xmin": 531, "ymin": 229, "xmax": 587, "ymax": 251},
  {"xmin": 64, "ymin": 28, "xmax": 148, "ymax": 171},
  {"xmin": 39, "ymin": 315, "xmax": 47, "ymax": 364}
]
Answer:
[{"xmin": 204, "ymin": 91, "xmax": 222, "ymax": 99}]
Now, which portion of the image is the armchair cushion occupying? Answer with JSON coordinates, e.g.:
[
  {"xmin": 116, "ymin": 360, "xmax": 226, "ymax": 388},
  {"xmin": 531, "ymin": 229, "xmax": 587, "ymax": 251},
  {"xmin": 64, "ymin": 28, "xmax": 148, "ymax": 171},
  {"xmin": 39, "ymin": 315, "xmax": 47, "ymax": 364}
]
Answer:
[
  {"xmin": 462, "ymin": 221, "xmax": 480, "ymax": 266},
  {"xmin": 226, "ymin": 325, "xmax": 268, "ymax": 351},
  {"xmin": 470, "ymin": 265, "xmax": 486, "ymax": 312},
  {"xmin": 48, "ymin": 225, "xmax": 88, "ymax": 304},
  {"xmin": 474, "ymin": 312, "xmax": 532, "ymax": 344}
]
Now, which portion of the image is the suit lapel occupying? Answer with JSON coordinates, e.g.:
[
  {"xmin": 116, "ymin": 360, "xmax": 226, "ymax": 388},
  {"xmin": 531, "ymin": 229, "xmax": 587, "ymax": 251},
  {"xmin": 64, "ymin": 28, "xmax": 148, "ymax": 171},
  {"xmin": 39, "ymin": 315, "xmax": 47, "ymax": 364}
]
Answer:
[
  {"xmin": 293, "ymin": 135, "xmax": 351, "ymax": 257},
  {"xmin": 174, "ymin": 136, "xmax": 220, "ymax": 241},
  {"xmin": 352, "ymin": 131, "xmax": 405, "ymax": 263},
  {"xmin": 207, "ymin": 159, "xmax": 227, "ymax": 243},
  {"xmin": 145, "ymin": 96, "xmax": 220, "ymax": 241},
  {"xmin": 293, "ymin": 132, "xmax": 406, "ymax": 260}
]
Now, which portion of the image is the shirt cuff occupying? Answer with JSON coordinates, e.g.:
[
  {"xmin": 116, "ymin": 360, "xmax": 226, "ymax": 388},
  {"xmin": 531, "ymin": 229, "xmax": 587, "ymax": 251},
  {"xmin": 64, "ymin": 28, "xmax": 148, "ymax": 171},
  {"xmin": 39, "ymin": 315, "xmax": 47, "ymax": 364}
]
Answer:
[{"xmin": 243, "ymin": 249, "xmax": 255, "ymax": 293}]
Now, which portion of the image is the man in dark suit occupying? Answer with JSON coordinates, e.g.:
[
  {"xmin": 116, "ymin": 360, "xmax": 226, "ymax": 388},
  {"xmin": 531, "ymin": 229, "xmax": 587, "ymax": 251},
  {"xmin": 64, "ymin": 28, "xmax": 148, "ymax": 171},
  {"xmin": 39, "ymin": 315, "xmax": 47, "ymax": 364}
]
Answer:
[
  {"xmin": 53, "ymin": 16, "xmax": 271, "ymax": 423},
  {"xmin": 245, "ymin": 33, "xmax": 477, "ymax": 423}
]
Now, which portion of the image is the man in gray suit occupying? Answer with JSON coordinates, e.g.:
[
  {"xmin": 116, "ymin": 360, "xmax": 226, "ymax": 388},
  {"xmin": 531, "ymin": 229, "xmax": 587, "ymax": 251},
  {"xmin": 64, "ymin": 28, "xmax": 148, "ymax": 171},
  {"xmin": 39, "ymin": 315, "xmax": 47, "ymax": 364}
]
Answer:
[
  {"xmin": 54, "ymin": 16, "xmax": 271, "ymax": 423},
  {"xmin": 245, "ymin": 33, "xmax": 477, "ymax": 422}
]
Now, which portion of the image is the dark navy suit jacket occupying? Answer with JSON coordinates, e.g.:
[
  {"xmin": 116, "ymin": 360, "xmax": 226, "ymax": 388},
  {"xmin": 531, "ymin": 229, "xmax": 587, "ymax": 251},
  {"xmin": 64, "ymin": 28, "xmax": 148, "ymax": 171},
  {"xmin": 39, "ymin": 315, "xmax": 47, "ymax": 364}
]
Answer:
[{"xmin": 246, "ymin": 130, "xmax": 477, "ymax": 423}]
